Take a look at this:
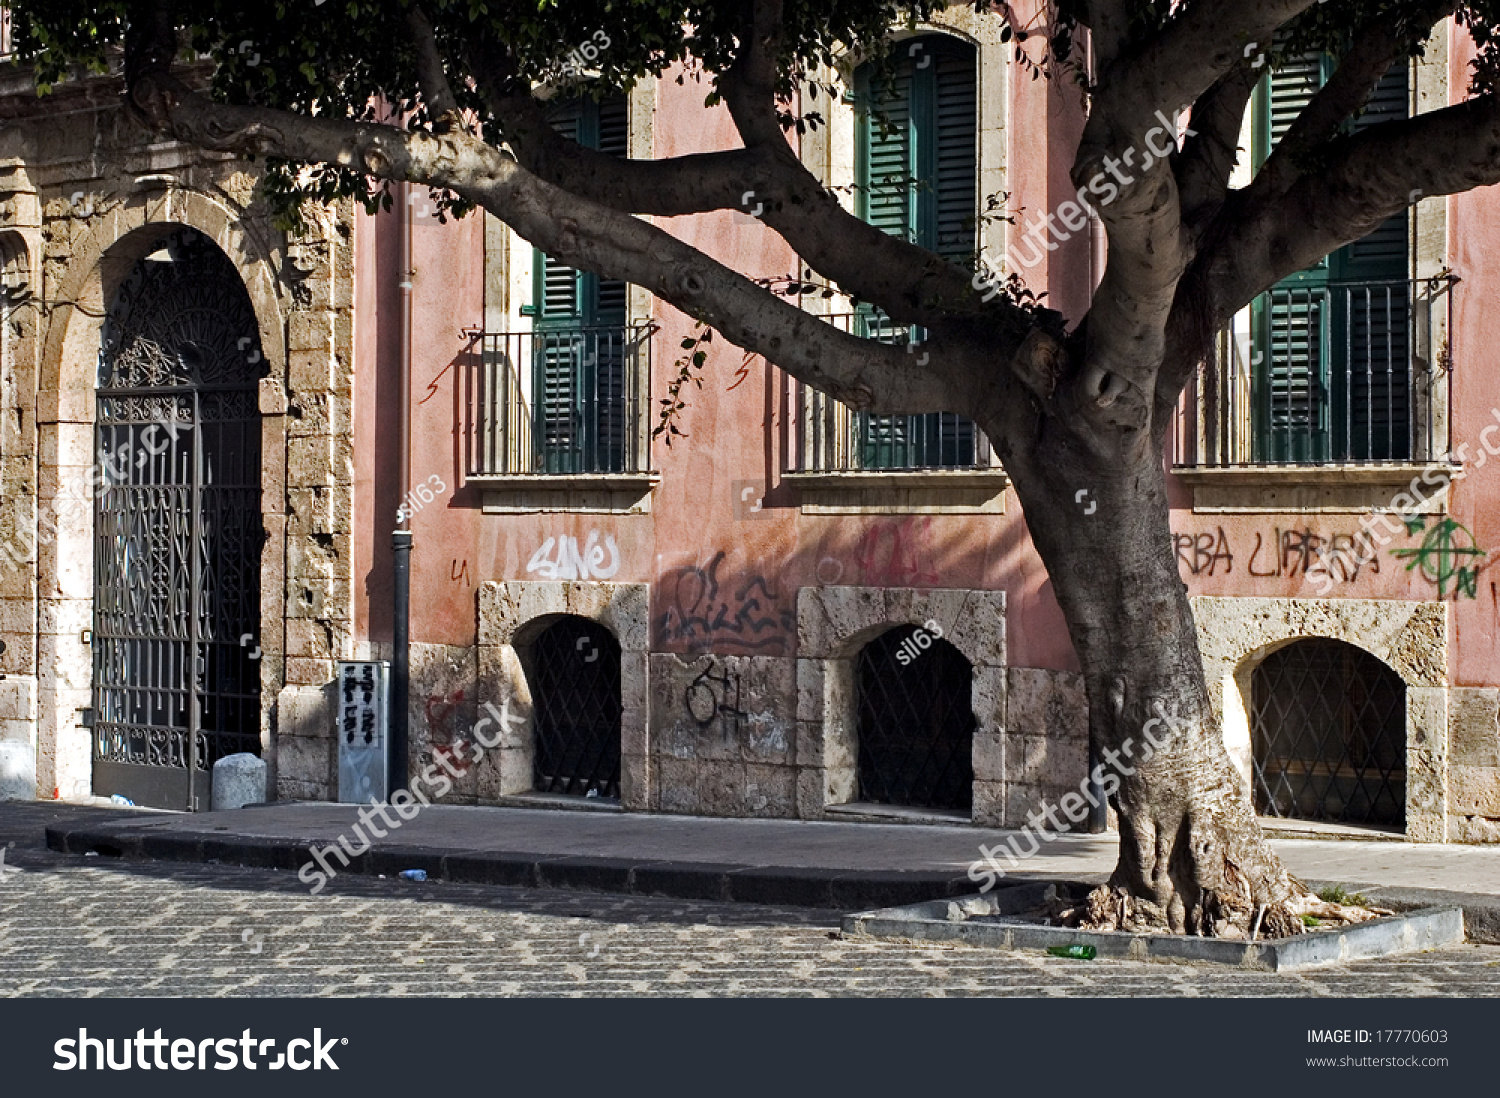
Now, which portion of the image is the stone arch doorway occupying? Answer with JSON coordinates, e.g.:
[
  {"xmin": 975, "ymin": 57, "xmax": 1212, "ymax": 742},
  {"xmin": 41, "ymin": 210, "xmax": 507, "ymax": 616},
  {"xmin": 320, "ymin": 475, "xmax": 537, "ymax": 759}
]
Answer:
[
  {"xmin": 91, "ymin": 227, "xmax": 266, "ymax": 810},
  {"xmin": 854, "ymin": 624, "xmax": 975, "ymax": 811},
  {"xmin": 524, "ymin": 615, "xmax": 622, "ymax": 799},
  {"xmin": 1250, "ymin": 638, "xmax": 1406, "ymax": 828}
]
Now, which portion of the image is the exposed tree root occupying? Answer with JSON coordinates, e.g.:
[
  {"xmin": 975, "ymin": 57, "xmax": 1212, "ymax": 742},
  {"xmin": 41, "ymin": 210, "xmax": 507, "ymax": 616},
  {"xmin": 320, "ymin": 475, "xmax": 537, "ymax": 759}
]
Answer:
[{"xmin": 1061, "ymin": 883, "xmax": 1393, "ymax": 939}]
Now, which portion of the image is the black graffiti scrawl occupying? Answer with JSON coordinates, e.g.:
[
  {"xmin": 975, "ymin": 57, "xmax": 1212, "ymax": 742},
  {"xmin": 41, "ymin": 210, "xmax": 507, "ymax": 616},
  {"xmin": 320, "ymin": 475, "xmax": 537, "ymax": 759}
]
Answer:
[{"xmin": 656, "ymin": 552, "xmax": 796, "ymax": 654}]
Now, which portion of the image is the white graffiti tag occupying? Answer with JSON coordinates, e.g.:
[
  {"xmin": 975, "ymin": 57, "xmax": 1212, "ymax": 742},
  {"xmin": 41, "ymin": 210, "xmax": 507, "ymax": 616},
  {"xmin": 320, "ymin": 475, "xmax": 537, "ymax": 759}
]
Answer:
[{"xmin": 526, "ymin": 532, "xmax": 622, "ymax": 580}]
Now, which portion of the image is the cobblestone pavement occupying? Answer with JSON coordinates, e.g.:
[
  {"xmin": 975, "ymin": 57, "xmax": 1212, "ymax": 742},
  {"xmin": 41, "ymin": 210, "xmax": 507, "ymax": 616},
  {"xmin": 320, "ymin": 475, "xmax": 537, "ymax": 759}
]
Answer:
[{"xmin": 3, "ymin": 834, "xmax": 1500, "ymax": 997}]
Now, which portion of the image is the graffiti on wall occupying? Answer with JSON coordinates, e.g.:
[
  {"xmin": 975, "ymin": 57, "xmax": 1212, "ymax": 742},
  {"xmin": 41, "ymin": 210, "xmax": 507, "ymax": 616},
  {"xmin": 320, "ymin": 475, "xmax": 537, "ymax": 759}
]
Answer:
[
  {"xmin": 1174, "ymin": 524, "xmax": 1383, "ymax": 584},
  {"xmin": 684, "ymin": 659, "xmax": 747, "ymax": 737},
  {"xmin": 656, "ymin": 551, "xmax": 796, "ymax": 654},
  {"xmin": 1173, "ymin": 527, "xmax": 1236, "ymax": 577},
  {"xmin": 1392, "ymin": 517, "xmax": 1489, "ymax": 599},
  {"xmin": 526, "ymin": 531, "xmax": 622, "ymax": 580},
  {"xmin": 1247, "ymin": 527, "xmax": 1383, "ymax": 583},
  {"xmin": 1176, "ymin": 517, "xmax": 1494, "ymax": 598},
  {"xmin": 854, "ymin": 518, "xmax": 941, "ymax": 586}
]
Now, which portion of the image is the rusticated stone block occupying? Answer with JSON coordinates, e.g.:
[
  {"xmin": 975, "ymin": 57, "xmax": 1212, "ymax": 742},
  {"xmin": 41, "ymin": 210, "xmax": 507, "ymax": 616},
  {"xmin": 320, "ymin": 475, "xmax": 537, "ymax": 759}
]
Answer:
[
  {"xmin": 1006, "ymin": 667, "xmax": 1089, "ymax": 742},
  {"xmin": 1450, "ymin": 765, "xmax": 1500, "ymax": 818},
  {"xmin": 1451, "ymin": 688, "xmax": 1500, "ymax": 767}
]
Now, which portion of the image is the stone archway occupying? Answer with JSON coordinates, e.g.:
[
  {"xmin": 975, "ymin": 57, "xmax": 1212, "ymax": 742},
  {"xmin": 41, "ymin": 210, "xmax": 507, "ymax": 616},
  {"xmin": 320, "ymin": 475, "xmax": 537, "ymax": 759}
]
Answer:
[
  {"xmin": 477, "ymin": 580, "xmax": 650, "ymax": 808},
  {"xmin": 795, "ymin": 585, "xmax": 1006, "ymax": 822},
  {"xmin": 89, "ymin": 226, "xmax": 268, "ymax": 810},
  {"xmin": 32, "ymin": 186, "xmax": 305, "ymax": 804},
  {"xmin": 1192, "ymin": 596, "xmax": 1449, "ymax": 840},
  {"xmin": 1250, "ymin": 638, "xmax": 1407, "ymax": 828}
]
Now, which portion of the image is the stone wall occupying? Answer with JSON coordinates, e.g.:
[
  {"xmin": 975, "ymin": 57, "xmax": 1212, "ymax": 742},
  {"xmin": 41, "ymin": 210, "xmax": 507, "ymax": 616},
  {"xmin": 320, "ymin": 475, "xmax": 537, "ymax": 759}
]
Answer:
[
  {"xmin": 0, "ymin": 63, "xmax": 355, "ymax": 805},
  {"xmin": 1448, "ymin": 687, "xmax": 1500, "ymax": 841},
  {"xmin": 649, "ymin": 654, "xmax": 797, "ymax": 817},
  {"xmin": 795, "ymin": 585, "xmax": 1010, "ymax": 822},
  {"xmin": 1192, "ymin": 596, "xmax": 1452, "ymax": 841}
]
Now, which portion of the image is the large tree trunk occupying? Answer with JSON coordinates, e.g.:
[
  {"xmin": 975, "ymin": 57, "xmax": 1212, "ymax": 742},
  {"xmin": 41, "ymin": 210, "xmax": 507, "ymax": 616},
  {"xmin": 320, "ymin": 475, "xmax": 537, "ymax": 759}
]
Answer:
[{"xmin": 994, "ymin": 405, "xmax": 1373, "ymax": 937}]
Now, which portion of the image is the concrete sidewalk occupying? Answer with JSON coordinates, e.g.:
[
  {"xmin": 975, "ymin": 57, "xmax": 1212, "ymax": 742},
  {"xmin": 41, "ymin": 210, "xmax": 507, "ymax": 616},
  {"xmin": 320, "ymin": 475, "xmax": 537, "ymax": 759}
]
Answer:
[{"xmin": 34, "ymin": 799, "xmax": 1500, "ymax": 936}]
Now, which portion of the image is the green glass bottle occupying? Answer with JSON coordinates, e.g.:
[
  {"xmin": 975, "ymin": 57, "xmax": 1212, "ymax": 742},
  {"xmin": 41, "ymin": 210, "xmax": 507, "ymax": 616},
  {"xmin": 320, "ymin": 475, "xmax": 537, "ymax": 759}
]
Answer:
[{"xmin": 1046, "ymin": 944, "xmax": 1097, "ymax": 960}]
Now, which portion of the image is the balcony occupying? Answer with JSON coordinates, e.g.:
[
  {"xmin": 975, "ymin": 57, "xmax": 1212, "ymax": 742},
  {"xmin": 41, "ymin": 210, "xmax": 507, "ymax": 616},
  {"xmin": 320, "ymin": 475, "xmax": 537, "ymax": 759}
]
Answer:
[
  {"xmin": 784, "ymin": 313, "xmax": 1007, "ymax": 514},
  {"xmin": 465, "ymin": 324, "xmax": 658, "ymax": 513},
  {"xmin": 1171, "ymin": 277, "xmax": 1456, "ymax": 512}
]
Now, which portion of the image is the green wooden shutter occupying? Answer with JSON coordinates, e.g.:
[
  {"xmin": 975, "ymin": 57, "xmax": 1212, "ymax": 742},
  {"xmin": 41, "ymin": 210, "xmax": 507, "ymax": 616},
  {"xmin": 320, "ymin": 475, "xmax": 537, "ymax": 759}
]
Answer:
[
  {"xmin": 531, "ymin": 96, "xmax": 628, "ymax": 328},
  {"xmin": 932, "ymin": 46, "xmax": 977, "ymax": 262},
  {"xmin": 531, "ymin": 95, "xmax": 630, "ymax": 472},
  {"xmin": 1253, "ymin": 53, "xmax": 1410, "ymax": 462},
  {"xmin": 853, "ymin": 36, "xmax": 977, "ymax": 469}
]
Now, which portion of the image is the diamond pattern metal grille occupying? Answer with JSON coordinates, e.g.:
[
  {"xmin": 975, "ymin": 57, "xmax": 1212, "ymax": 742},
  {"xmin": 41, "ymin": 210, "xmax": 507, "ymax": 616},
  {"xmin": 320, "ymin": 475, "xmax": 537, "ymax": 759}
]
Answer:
[
  {"xmin": 531, "ymin": 617, "xmax": 622, "ymax": 798},
  {"xmin": 92, "ymin": 229, "xmax": 265, "ymax": 811},
  {"xmin": 1251, "ymin": 639, "xmax": 1405, "ymax": 827},
  {"xmin": 856, "ymin": 626, "xmax": 974, "ymax": 811}
]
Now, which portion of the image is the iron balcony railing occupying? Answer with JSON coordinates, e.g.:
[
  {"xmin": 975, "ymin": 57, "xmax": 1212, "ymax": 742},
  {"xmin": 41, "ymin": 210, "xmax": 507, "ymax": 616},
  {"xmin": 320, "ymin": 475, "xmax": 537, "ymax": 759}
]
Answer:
[
  {"xmin": 467, "ymin": 324, "xmax": 653, "ymax": 477},
  {"xmin": 792, "ymin": 313, "xmax": 996, "ymax": 474},
  {"xmin": 1173, "ymin": 276, "xmax": 1455, "ymax": 468}
]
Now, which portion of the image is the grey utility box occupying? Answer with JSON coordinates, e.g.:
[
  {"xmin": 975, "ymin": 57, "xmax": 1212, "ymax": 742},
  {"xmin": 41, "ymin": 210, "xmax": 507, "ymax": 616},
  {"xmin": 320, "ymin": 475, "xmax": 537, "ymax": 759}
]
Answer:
[{"xmin": 336, "ymin": 660, "xmax": 390, "ymax": 804}]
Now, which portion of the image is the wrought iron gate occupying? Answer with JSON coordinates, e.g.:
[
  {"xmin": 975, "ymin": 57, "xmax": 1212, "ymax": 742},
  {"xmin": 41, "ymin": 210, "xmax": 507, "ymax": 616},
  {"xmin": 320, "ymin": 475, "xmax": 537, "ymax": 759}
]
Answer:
[
  {"xmin": 530, "ymin": 617, "xmax": 621, "ymax": 798},
  {"xmin": 856, "ymin": 625, "xmax": 975, "ymax": 811},
  {"xmin": 92, "ymin": 229, "xmax": 265, "ymax": 811},
  {"xmin": 1251, "ymin": 639, "xmax": 1406, "ymax": 828}
]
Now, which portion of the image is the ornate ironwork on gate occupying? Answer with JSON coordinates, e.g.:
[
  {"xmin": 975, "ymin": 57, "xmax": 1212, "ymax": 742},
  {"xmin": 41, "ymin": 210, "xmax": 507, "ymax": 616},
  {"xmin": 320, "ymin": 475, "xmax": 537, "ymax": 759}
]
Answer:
[
  {"xmin": 529, "ymin": 617, "xmax": 622, "ymax": 798},
  {"xmin": 92, "ymin": 229, "xmax": 265, "ymax": 810},
  {"xmin": 1251, "ymin": 639, "xmax": 1406, "ymax": 828},
  {"xmin": 856, "ymin": 625, "xmax": 975, "ymax": 811}
]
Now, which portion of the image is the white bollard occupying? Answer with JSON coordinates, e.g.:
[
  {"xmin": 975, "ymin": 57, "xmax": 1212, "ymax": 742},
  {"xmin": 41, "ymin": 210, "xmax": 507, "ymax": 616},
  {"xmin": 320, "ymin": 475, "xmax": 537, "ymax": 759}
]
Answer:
[{"xmin": 211, "ymin": 753, "xmax": 268, "ymax": 811}]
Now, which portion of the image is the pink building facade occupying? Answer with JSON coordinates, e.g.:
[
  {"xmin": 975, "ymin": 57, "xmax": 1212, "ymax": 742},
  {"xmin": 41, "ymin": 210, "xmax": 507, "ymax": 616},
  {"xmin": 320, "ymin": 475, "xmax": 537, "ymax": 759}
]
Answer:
[{"xmin": 0, "ymin": 9, "xmax": 1496, "ymax": 842}]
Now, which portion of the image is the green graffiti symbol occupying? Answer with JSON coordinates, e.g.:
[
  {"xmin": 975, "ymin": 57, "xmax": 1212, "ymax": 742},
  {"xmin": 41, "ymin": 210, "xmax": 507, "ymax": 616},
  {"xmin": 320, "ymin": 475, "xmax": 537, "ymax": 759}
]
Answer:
[{"xmin": 1391, "ymin": 518, "xmax": 1487, "ymax": 599}]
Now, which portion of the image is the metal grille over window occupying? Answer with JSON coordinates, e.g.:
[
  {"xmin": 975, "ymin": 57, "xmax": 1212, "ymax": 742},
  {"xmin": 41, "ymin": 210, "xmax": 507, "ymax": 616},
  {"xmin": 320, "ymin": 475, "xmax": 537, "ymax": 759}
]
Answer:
[
  {"xmin": 1174, "ymin": 53, "xmax": 1456, "ymax": 469},
  {"xmin": 529, "ymin": 617, "xmax": 622, "ymax": 799},
  {"xmin": 469, "ymin": 325, "xmax": 653, "ymax": 476},
  {"xmin": 788, "ymin": 32, "xmax": 987, "ymax": 475},
  {"xmin": 791, "ymin": 315, "xmax": 995, "ymax": 473},
  {"xmin": 92, "ymin": 227, "xmax": 266, "ymax": 811},
  {"xmin": 855, "ymin": 625, "xmax": 975, "ymax": 811},
  {"xmin": 1251, "ymin": 639, "xmax": 1406, "ymax": 828}
]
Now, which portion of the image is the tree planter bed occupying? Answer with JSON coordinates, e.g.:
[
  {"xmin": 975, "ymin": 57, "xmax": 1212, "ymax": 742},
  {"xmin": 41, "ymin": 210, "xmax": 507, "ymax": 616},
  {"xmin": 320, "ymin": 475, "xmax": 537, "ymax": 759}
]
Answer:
[{"xmin": 841, "ymin": 883, "xmax": 1464, "ymax": 972}]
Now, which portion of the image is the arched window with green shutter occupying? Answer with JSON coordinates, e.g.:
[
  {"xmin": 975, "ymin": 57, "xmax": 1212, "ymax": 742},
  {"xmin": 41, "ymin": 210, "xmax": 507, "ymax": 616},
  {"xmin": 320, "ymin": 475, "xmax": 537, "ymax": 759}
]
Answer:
[
  {"xmin": 853, "ymin": 35, "xmax": 979, "ymax": 470},
  {"xmin": 524, "ymin": 94, "xmax": 630, "ymax": 472},
  {"xmin": 1252, "ymin": 53, "xmax": 1412, "ymax": 463}
]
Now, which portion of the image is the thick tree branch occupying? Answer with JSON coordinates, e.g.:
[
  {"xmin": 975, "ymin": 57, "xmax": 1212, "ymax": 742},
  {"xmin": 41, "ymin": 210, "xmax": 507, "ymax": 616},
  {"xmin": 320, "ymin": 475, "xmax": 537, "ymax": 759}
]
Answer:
[
  {"xmin": 460, "ymin": 8, "xmax": 1053, "ymax": 343},
  {"xmin": 1156, "ymin": 92, "xmax": 1500, "ymax": 411},
  {"xmin": 462, "ymin": 31, "xmax": 770, "ymax": 217},
  {"xmin": 1214, "ymin": 95, "xmax": 1500, "ymax": 316},
  {"xmin": 712, "ymin": 3, "xmax": 1022, "ymax": 332},
  {"xmin": 407, "ymin": 5, "xmax": 462, "ymax": 131},
  {"xmin": 1090, "ymin": 0, "xmax": 1320, "ymax": 141},
  {"xmin": 1081, "ymin": 0, "xmax": 1138, "ymax": 72},
  {"xmin": 1071, "ymin": 1, "xmax": 1318, "ymax": 423},
  {"xmin": 1250, "ymin": 0, "xmax": 1457, "ymax": 208},
  {"xmin": 464, "ymin": 19, "xmax": 1028, "ymax": 336},
  {"xmin": 1176, "ymin": 66, "xmax": 1259, "ymax": 233},
  {"xmin": 123, "ymin": 30, "xmax": 977, "ymax": 417}
]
